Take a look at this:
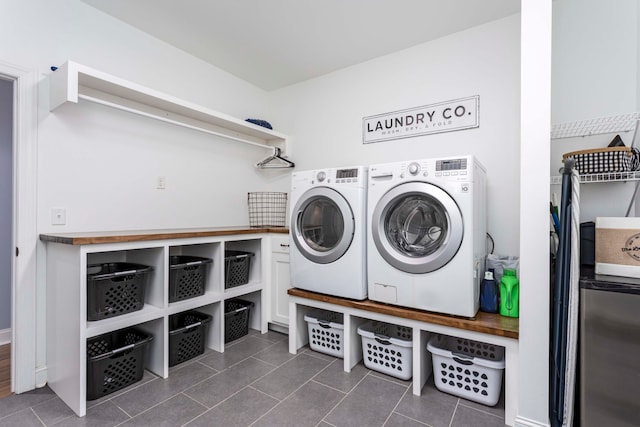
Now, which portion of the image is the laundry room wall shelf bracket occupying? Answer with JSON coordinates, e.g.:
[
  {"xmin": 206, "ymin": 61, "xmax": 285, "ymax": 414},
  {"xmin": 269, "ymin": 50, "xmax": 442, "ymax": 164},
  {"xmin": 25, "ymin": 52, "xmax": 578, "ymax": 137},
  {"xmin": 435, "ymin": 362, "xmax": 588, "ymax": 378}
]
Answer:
[{"xmin": 48, "ymin": 61, "xmax": 291, "ymax": 165}]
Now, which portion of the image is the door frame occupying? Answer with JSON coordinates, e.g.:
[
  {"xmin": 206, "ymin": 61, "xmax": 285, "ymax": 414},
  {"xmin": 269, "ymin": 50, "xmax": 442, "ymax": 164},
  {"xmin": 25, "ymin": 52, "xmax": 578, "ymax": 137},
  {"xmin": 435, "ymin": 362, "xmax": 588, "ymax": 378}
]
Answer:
[{"xmin": 1, "ymin": 60, "xmax": 38, "ymax": 394}]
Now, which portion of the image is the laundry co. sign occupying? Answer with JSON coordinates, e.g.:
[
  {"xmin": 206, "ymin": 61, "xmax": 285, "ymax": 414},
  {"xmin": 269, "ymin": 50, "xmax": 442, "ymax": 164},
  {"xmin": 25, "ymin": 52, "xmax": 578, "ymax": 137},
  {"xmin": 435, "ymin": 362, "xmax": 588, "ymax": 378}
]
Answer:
[{"xmin": 362, "ymin": 96, "xmax": 479, "ymax": 144}]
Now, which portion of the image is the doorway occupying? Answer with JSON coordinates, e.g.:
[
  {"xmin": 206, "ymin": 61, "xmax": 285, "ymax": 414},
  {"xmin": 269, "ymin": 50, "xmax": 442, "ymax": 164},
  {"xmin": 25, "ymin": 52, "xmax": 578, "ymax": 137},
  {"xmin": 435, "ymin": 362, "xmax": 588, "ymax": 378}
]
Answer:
[
  {"xmin": 0, "ymin": 61, "xmax": 38, "ymax": 396},
  {"xmin": 0, "ymin": 77, "xmax": 13, "ymax": 398}
]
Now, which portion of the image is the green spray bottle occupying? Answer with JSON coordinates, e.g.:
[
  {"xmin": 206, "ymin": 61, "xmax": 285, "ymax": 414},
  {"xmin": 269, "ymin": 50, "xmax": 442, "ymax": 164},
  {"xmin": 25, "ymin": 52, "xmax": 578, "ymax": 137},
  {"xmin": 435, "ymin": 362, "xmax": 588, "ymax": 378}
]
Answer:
[{"xmin": 499, "ymin": 268, "xmax": 519, "ymax": 318}]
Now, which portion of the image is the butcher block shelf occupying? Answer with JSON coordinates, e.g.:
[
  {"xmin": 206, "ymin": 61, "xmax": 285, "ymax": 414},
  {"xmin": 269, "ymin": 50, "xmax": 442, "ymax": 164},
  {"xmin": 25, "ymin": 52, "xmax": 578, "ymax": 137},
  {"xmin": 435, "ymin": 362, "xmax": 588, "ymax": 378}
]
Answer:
[
  {"xmin": 287, "ymin": 288, "xmax": 518, "ymax": 339},
  {"xmin": 40, "ymin": 226, "xmax": 288, "ymax": 245}
]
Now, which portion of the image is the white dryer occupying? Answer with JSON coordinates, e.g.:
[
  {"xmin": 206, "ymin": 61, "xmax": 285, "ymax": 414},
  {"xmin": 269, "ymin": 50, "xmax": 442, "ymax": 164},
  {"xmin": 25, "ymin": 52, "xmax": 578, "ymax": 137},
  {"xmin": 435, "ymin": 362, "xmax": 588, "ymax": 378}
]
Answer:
[
  {"xmin": 290, "ymin": 166, "xmax": 368, "ymax": 300},
  {"xmin": 367, "ymin": 156, "xmax": 486, "ymax": 317}
]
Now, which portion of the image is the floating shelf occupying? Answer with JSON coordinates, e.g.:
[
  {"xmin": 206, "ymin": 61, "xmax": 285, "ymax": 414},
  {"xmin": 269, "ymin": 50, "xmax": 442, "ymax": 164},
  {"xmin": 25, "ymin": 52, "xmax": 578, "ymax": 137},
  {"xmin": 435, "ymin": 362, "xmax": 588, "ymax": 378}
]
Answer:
[{"xmin": 49, "ymin": 61, "xmax": 288, "ymax": 152}]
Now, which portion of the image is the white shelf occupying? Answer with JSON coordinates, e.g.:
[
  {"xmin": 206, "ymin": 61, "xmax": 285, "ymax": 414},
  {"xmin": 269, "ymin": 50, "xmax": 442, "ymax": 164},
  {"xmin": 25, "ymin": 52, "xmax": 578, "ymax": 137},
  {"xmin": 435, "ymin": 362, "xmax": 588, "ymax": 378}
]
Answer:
[
  {"xmin": 551, "ymin": 112, "xmax": 639, "ymax": 140},
  {"xmin": 49, "ymin": 61, "xmax": 288, "ymax": 152},
  {"xmin": 85, "ymin": 305, "xmax": 164, "ymax": 339},
  {"xmin": 551, "ymin": 170, "xmax": 640, "ymax": 185}
]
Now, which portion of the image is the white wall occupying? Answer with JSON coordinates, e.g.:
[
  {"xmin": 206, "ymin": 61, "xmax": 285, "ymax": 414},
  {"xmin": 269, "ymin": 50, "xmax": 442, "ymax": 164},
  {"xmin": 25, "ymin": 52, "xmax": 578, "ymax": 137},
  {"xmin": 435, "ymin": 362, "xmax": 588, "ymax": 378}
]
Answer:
[
  {"xmin": 270, "ymin": 15, "xmax": 521, "ymax": 256},
  {"xmin": 0, "ymin": 0, "xmax": 285, "ymax": 389},
  {"xmin": 551, "ymin": 0, "xmax": 640, "ymax": 222},
  {"xmin": 0, "ymin": 78, "xmax": 12, "ymax": 330},
  {"xmin": 1, "ymin": 0, "xmax": 288, "ymax": 235}
]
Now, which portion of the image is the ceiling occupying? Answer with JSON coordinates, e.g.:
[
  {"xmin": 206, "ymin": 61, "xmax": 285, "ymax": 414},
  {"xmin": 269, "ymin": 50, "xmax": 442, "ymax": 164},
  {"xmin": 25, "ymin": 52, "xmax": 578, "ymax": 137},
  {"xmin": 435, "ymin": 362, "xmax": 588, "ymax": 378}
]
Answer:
[{"xmin": 81, "ymin": 0, "xmax": 521, "ymax": 91}]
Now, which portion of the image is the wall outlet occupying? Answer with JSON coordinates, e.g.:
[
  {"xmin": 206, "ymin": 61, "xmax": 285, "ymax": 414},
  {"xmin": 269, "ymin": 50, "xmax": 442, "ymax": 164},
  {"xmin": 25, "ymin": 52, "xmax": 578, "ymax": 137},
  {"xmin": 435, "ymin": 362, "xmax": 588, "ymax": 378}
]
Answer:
[
  {"xmin": 157, "ymin": 176, "xmax": 166, "ymax": 189},
  {"xmin": 51, "ymin": 208, "xmax": 66, "ymax": 225}
]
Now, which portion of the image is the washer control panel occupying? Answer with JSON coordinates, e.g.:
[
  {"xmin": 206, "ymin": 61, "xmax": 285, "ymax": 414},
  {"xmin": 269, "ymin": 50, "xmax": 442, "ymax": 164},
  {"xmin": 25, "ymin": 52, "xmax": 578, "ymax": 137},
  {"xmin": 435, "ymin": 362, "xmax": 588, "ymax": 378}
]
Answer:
[{"xmin": 295, "ymin": 166, "xmax": 367, "ymax": 188}]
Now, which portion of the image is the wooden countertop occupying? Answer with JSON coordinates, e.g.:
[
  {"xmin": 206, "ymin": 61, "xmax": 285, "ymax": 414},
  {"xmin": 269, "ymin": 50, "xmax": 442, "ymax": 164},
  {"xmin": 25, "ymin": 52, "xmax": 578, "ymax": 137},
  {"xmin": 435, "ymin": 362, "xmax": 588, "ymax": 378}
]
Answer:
[
  {"xmin": 288, "ymin": 288, "xmax": 519, "ymax": 339},
  {"xmin": 40, "ymin": 226, "xmax": 289, "ymax": 245}
]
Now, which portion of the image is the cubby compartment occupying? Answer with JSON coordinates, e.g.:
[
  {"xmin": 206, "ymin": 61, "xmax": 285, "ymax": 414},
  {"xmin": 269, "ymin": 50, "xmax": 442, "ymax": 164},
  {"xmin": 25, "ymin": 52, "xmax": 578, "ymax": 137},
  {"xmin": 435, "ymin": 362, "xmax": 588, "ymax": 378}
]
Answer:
[
  {"xmin": 358, "ymin": 320, "xmax": 413, "ymax": 380},
  {"xmin": 86, "ymin": 326, "xmax": 153, "ymax": 400},
  {"xmin": 227, "ymin": 290, "xmax": 262, "ymax": 334},
  {"xmin": 304, "ymin": 309, "xmax": 345, "ymax": 358},
  {"xmin": 169, "ymin": 310, "xmax": 213, "ymax": 366},
  {"xmin": 86, "ymin": 247, "xmax": 164, "ymax": 324},
  {"xmin": 224, "ymin": 239, "xmax": 262, "ymax": 292},
  {"xmin": 168, "ymin": 243, "xmax": 222, "ymax": 303}
]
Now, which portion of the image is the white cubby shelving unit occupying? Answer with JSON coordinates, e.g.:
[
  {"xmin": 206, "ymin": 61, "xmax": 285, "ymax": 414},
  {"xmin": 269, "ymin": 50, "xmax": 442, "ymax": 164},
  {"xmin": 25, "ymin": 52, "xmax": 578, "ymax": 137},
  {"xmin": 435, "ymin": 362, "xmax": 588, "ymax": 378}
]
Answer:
[
  {"xmin": 288, "ymin": 293, "xmax": 520, "ymax": 427},
  {"xmin": 43, "ymin": 230, "xmax": 276, "ymax": 417}
]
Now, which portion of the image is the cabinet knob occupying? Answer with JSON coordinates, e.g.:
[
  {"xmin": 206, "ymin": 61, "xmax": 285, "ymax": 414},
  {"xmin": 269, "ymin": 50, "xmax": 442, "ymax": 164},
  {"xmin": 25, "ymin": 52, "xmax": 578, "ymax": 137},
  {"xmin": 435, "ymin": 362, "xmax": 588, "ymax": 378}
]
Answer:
[{"xmin": 280, "ymin": 243, "xmax": 290, "ymax": 248}]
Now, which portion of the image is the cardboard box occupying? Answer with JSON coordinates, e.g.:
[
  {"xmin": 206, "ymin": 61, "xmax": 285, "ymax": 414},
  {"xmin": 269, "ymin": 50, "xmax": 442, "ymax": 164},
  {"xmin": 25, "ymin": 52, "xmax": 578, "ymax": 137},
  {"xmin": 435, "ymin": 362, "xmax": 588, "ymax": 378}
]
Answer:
[{"xmin": 595, "ymin": 217, "xmax": 640, "ymax": 278}]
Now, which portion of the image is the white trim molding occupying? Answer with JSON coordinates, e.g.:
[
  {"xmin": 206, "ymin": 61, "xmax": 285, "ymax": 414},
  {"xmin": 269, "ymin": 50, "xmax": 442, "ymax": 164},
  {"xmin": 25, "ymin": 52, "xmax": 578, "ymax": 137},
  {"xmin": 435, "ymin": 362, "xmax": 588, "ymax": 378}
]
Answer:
[
  {"xmin": 0, "ymin": 328, "xmax": 10, "ymax": 345},
  {"xmin": 515, "ymin": 416, "xmax": 551, "ymax": 427},
  {"xmin": 0, "ymin": 59, "xmax": 39, "ymax": 394}
]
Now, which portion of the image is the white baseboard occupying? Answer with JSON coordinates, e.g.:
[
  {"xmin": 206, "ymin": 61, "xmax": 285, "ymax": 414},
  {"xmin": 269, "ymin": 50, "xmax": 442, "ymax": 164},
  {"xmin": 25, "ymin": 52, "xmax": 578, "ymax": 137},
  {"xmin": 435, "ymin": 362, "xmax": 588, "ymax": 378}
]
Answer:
[
  {"xmin": 0, "ymin": 328, "xmax": 10, "ymax": 345},
  {"xmin": 35, "ymin": 366, "xmax": 47, "ymax": 388},
  {"xmin": 514, "ymin": 415, "xmax": 550, "ymax": 427}
]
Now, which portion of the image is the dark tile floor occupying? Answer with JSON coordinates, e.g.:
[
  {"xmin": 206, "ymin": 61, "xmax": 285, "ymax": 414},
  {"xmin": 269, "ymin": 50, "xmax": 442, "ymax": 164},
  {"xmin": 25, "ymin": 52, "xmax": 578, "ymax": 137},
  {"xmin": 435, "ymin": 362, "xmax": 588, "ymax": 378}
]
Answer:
[{"xmin": 0, "ymin": 330, "xmax": 507, "ymax": 427}]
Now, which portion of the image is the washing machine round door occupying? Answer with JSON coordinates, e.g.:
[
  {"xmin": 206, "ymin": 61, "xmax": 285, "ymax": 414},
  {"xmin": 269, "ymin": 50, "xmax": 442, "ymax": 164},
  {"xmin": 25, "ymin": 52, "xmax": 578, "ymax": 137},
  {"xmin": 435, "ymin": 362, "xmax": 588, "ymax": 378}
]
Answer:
[
  {"xmin": 291, "ymin": 187, "xmax": 355, "ymax": 264},
  {"xmin": 372, "ymin": 182, "xmax": 463, "ymax": 274}
]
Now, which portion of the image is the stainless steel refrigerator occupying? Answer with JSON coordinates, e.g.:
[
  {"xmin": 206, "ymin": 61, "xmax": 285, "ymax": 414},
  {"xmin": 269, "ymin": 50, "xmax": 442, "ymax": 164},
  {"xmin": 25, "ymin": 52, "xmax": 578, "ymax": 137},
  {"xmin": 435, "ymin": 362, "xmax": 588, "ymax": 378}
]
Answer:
[{"xmin": 580, "ymin": 274, "xmax": 640, "ymax": 426}]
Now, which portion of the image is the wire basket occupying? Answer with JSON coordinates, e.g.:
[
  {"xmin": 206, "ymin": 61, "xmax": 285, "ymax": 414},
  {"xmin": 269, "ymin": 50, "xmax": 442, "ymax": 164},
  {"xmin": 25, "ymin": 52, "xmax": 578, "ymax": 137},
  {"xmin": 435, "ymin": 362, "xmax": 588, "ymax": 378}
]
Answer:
[{"xmin": 248, "ymin": 192, "xmax": 287, "ymax": 227}]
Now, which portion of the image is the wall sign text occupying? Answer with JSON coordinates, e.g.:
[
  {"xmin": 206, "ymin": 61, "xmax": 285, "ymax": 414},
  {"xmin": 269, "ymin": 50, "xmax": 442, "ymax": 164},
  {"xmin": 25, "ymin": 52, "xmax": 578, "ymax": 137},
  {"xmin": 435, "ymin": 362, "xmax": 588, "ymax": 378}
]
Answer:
[{"xmin": 362, "ymin": 96, "xmax": 479, "ymax": 144}]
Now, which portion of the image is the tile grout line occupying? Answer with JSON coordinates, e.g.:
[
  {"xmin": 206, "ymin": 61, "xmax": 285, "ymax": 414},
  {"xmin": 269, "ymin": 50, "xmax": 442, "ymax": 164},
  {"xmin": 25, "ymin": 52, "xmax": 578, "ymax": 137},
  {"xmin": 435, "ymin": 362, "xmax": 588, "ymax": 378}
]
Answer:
[
  {"xmin": 112, "ymin": 388, "xmax": 198, "ymax": 425},
  {"xmin": 247, "ymin": 384, "xmax": 282, "ymax": 402},
  {"xmin": 448, "ymin": 399, "xmax": 460, "ymax": 427},
  {"xmin": 369, "ymin": 372, "xmax": 413, "ymax": 389},
  {"xmin": 178, "ymin": 391, "xmax": 215, "ymax": 426},
  {"xmin": 123, "ymin": 337, "xmax": 281, "ymax": 424},
  {"xmin": 248, "ymin": 355, "xmax": 341, "ymax": 427},
  {"xmin": 309, "ymin": 379, "xmax": 352, "ymax": 395},
  {"xmin": 381, "ymin": 378, "xmax": 412, "ymax": 427},
  {"xmin": 29, "ymin": 407, "xmax": 47, "ymax": 427},
  {"xmin": 389, "ymin": 411, "xmax": 433, "ymax": 427},
  {"xmin": 457, "ymin": 401, "xmax": 505, "ymax": 420},
  {"xmin": 180, "ymin": 358, "xmax": 281, "ymax": 410},
  {"xmin": 318, "ymin": 366, "xmax": 375, "ymax": 426}
]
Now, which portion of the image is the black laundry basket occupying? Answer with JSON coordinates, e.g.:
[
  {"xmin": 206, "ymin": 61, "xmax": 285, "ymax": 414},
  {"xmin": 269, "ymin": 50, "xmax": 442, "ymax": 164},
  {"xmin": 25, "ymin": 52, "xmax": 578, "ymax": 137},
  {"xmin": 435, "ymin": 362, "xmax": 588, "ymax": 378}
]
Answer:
[
  {"xmin": 169, "ymin": 255, "xmax": 212, "ymax": 303},
  {"xmin": 169, "ymin": 310, "xmax": 212, "ymax": 367},
  {"xmin": 87, "ymin": 262, "xmax": 153, "ymax": 321},
  {"xmin": 224, "ymin": 251, "xmax": 254, "ymax": 289},
  {"xmin": 224, "ymin": 299, "xmax": 254, "ymax": 343},
  {"xmin": 86, "ymin": 328, "xmax": 153, "ymax": 400}
]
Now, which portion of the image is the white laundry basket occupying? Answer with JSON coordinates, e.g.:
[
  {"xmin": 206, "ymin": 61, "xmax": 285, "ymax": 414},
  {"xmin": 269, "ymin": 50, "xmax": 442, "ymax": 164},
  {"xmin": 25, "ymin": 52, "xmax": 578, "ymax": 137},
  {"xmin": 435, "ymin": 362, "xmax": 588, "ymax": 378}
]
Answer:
[
  {"xmin": 304, "ymin": 310, "xmax": 344, "ymax": 358},
  {"xmin": 427, "ymin": 334, "xmax": 505, "ymax": 406},
  {"xmin": 357, "ymin": 321, "xmax": 413, "ymax": 380}
]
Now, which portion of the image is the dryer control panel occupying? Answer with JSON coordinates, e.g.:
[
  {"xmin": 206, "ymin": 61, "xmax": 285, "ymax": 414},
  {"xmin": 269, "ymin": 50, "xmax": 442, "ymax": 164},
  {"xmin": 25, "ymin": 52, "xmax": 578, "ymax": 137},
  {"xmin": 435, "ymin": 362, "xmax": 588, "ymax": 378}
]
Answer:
[{"xmin": 434, "ymin": 157, "xmax": 469, "ymax": 178}]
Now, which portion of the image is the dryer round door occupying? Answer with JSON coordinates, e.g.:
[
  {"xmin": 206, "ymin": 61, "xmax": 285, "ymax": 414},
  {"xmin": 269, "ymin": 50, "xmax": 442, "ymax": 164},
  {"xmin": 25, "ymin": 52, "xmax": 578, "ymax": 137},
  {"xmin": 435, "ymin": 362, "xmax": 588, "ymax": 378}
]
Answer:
[
  {"xmin": 291, "ymin": 187, "xmax": 355, "ymax": 264},
  {"xmin": 371, "ymin": 181, "xmax": 463, "ymax": 274}
]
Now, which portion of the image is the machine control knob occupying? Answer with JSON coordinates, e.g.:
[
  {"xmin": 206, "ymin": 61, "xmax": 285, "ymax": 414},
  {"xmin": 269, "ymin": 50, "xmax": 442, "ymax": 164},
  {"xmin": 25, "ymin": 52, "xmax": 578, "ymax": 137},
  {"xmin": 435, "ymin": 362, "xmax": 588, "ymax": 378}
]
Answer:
[
  {"xmin": 408, "ymin": 162, "xmax": 421, "ymax": 175},
  {"xmin": 317, "ymin": 171, "xmax": 326, "ymax": 182}
]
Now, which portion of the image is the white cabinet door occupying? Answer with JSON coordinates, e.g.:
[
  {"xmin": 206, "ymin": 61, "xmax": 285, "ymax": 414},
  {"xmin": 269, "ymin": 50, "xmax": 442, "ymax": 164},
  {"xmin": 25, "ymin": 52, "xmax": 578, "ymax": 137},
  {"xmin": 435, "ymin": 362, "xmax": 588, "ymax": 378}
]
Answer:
[{"xmin": 270, "ymin": 236, "xmax": 291, "ymax": 326}]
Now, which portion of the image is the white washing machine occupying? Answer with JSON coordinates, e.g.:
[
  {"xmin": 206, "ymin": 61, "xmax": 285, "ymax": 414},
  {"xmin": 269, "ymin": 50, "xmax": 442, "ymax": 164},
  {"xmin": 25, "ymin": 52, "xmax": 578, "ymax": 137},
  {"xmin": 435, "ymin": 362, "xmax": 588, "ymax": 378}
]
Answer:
[
  {"xmin": 290, "ymin": 166, "xmax": 367, "ymax": 300},
  {"xmin": 367, "ymin": 156, "xmax": 487, "ymax": 317}
]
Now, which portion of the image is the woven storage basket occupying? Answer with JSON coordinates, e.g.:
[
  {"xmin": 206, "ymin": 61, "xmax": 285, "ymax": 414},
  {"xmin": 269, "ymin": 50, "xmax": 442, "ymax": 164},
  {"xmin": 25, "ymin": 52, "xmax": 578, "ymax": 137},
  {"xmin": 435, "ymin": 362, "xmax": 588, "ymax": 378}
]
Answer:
[{"xmin": 562, "ymin": 147, "xmax": 639, "ymax": 175}]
